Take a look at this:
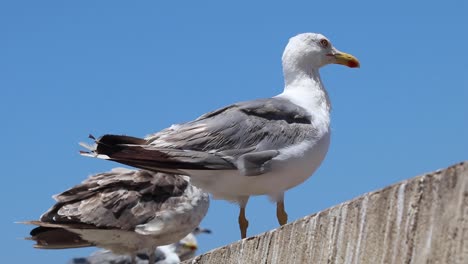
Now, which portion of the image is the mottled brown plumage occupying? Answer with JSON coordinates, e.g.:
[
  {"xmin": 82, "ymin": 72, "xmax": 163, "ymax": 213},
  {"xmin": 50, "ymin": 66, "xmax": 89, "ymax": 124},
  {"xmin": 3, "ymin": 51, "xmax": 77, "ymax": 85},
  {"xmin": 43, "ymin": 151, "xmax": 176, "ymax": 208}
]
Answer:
[
  {"xmin": 39, "ymin": 169, "xmax": 189, "ymax": 230},
  {"xmin": 22, "ymin": 168, "xmax": 209, "ymax": 264}
]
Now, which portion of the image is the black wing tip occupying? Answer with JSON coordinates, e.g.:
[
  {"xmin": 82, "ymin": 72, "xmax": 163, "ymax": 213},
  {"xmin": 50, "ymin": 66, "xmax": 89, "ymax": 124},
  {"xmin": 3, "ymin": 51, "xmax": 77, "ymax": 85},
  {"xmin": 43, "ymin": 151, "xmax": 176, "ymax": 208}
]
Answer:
[
  {"xmin": 27, "ymin": 226, "xmax": 93, "ymax": 249},
  {"xmin": 97, "ymin": 134, "xmax": 146, "ymax": 145},
  {"xmin": 92, "ymin": 134, "xmax": 146, "ymax": 156}
]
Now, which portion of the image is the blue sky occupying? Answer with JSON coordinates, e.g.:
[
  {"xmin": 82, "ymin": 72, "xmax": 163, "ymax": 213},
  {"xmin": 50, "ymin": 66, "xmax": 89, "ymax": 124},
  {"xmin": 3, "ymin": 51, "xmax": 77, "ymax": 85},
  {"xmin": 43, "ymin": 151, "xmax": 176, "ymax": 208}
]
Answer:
[{"xmin": 1, "ymin": 1, "xmax": 467, "ymax": 263}]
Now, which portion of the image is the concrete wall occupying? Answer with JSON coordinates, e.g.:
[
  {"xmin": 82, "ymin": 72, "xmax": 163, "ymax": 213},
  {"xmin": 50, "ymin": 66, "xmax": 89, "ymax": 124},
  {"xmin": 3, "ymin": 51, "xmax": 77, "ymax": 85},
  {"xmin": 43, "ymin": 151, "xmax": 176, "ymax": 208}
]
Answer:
[{"xmin": 186, "ymin": 162, "xmax": 468, "ymax": 264}]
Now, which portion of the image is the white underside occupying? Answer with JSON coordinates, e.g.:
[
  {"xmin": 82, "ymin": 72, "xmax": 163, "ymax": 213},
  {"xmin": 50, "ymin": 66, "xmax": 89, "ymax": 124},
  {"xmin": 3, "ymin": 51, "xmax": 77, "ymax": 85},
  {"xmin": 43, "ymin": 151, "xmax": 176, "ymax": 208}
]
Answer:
[
  {"xmin": 70, "ymin": 228, "xmax": 187, "ymax": 256},
  {"xmin": 183, "ymin": 131, "xmax": 330, "ymax": 203},
  {"xmin": 70, "ymin": 213, "xmax": 201, "ymax": 256}
]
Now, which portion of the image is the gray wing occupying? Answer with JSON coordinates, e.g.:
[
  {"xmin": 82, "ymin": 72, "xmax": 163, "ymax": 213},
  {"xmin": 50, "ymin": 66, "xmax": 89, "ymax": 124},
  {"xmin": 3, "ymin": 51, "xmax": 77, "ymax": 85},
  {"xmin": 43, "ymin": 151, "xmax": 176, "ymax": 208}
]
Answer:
[
  {"xmin": 40, "ymin": 168, "xmax": 189, "ymax": 230},
  {"xmin": 88, "ymin": 98, "xmax": 318, "ymax": 175},
  {"xmin": 147, "ymin": 97, "xmax": 315, "ymax": 153},
  {"xmin": 147, "ymin": 98, "xmax": 316, "ymax": 174}
]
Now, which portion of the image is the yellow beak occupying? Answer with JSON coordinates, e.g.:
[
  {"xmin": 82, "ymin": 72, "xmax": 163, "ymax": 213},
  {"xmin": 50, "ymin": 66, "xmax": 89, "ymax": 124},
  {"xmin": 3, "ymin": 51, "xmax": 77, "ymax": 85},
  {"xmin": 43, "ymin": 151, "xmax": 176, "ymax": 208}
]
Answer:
[
  {"xmin": 183, "ymin": 242, "xmax": 198, "ymax": 250},
  {"xmin": 332, "ymin": 52, "xmax": 360, "ymax": 68}
]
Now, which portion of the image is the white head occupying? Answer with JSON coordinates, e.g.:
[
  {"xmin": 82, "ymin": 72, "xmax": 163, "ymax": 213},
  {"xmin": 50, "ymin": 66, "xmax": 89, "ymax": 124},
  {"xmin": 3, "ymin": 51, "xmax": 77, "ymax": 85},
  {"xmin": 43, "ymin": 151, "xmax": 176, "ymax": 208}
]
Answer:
[
  {"xmin": 173, "ymin": 227, "xmax": 211, "ymax": 261},
  {"xmin": 173, "ymin": 233, "xmax": 198, "ymax": 260},
  {"xmin": 282, "ymin": 33, "xmax": 359, "ymax": 84}
]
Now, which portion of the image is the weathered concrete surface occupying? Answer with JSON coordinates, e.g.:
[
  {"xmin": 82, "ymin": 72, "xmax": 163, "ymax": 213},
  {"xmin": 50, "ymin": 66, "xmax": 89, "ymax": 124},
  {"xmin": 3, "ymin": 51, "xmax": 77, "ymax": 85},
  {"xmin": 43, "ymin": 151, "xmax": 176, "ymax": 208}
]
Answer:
[{"xmin": 186, "ymin": 162, "xmax": 468, "ymax": 264}]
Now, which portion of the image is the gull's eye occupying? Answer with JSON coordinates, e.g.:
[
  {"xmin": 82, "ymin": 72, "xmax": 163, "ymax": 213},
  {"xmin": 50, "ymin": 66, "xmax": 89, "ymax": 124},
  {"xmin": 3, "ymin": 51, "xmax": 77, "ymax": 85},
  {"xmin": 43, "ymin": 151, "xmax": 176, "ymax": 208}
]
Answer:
[{"xmin": 319, "ymin": 39, "xmax": 329, "ymax": 48}]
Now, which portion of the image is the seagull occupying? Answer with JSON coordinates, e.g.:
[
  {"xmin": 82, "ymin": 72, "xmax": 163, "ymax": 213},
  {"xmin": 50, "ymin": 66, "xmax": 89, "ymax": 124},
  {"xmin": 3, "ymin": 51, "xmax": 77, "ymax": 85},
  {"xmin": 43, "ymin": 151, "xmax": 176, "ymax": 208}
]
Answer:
[
  {"xmin": 22, "ymin": 168, "xmax": 209, "ymax": 264},
  {"xmin": 173, "ymin": 227, "xmax": 211, "ymax": 261},
  {"xmin": 81, "ymin": 33, "xmax": 359, "ymax": 239},
  {"xmin": 68, "ymin": 227, "xmax": 211, "ymax": 264}
]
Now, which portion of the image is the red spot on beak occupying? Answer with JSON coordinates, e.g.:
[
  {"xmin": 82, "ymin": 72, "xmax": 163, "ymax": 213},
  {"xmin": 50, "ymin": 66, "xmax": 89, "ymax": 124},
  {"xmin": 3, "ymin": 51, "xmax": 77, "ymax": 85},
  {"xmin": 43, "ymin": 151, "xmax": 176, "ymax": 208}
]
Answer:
[
  {"xmin": 189, "ymin": 245, "xmax": 197, "ymax": 250},
  {"xmin": 347, "ymin": 60, "xmax": 360, "ymax": 68}
]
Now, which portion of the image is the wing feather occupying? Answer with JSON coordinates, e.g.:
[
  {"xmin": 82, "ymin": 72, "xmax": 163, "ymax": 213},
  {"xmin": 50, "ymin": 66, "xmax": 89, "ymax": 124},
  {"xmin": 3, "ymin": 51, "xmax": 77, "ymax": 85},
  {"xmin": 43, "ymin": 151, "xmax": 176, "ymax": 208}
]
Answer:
[
  {"xmin": 40, "ymin": 169, "xmax": 189, "ymax": 230},
  {"xmin": 87, "ymin": 98, "xmax": 317, "ymax": 175},
  {"xmin": 147, "ymin": 97, "xmax": 315, "ymax": 153}
]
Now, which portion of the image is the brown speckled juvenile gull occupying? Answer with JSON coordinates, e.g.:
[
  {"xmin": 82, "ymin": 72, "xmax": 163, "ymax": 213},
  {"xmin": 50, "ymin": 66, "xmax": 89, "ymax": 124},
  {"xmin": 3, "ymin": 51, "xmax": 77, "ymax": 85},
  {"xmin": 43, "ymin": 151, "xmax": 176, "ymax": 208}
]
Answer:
[
  {"xmin": 22, "ymin": 168, "xmax": 209, "ymax": 264},
  {"xmin": 81, "ymin": 33, "xmax": 359, "ymax": 239}
]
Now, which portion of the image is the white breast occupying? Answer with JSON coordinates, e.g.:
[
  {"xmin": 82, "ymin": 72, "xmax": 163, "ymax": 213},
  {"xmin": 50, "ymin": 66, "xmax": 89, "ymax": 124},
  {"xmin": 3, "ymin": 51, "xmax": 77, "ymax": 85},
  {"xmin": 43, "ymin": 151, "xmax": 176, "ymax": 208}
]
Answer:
[{"xmin": 186, "ymin": 131, "xmax": 330, "ymax": 202}]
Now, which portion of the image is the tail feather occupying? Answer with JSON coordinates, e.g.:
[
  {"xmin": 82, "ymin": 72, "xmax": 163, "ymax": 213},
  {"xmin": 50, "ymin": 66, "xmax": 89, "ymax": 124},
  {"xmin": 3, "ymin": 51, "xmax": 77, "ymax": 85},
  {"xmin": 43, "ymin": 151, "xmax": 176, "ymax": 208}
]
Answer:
[
  {"xmin": 21, "ymin": 221, "xmax": 94, "ymax": 249},
  {"xmin": 30, "ymin": 227, "xmax": 92, "ymax": 249},
  {"xmin": 81, "ymin": 134, "xmax": 236, "ymax": 172},
  {"xmin": 95, "ymin": 135, "xmax": 147, "ymax": 156}
]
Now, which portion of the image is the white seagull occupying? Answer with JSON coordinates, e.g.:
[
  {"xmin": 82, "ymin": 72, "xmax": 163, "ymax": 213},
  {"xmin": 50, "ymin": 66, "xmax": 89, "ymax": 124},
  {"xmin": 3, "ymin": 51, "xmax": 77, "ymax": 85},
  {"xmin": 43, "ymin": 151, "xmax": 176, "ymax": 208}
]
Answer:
[
  {"xmin": 22, "ymin": 168, "xmax": 209, "ymax": 264},
  {"xmin": 81, "ymin": 33, "xmax": 359, "ymax": 238}
]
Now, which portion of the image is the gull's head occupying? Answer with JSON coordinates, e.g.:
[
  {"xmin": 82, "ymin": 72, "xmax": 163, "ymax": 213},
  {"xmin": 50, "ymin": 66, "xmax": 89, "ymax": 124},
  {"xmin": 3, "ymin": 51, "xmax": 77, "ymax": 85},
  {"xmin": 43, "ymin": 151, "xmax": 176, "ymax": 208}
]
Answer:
[
  {"xmin": 282, "ymin": 33, "xmax": 360, "ymax": 72},
  {"xmin": 174, "ymin": 227, "xmax": 211, "ymax": 260},
  {"xmin": 173, "ymin": 233, "xmax": 198, "ymax": 260}
]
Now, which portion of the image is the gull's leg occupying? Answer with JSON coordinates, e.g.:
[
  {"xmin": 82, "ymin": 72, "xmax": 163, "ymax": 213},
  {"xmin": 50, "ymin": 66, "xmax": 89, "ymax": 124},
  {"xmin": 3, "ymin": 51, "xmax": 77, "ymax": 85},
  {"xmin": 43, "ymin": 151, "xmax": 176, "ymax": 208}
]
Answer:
[
  {"xmin": 239, "ymin": 207, "xmax": 249, "ymax": 239},
  {"xmin": 238, "ymin": 196, "xmax": 249, "ymax": 239},
  {"xmin": 148, "ymin": 249, "xmax": 156, "ymax": 264},
  {"xmin": 130, "ymin": 254, "xmax": 137, "ymax": 264},
  {"xmin": 276, "ymin": 195, "xmax": 288, "ymax": 226}
]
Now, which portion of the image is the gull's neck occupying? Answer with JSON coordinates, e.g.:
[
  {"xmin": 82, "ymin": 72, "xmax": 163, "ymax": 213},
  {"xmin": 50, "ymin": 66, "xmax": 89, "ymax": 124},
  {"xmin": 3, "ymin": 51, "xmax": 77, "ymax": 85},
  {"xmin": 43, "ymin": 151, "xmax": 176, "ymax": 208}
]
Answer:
[{"xmin": 277, "ymin": 66, "xmax": 331, "ymax": 129}]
